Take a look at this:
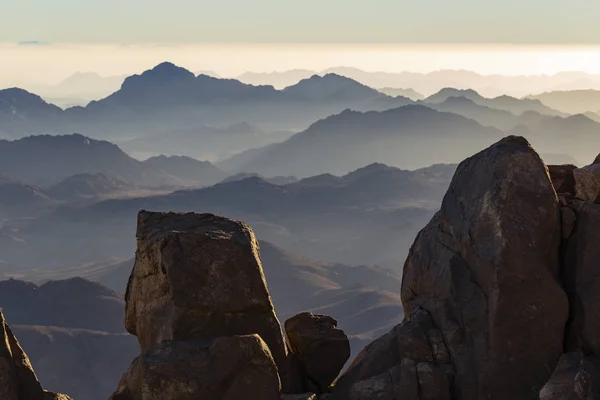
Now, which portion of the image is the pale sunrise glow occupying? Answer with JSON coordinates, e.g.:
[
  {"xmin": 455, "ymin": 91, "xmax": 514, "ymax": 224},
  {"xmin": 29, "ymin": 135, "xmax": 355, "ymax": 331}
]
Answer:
[{"xmin": 4, "ymin": 43, "xmax": 600, "ymax": 89}]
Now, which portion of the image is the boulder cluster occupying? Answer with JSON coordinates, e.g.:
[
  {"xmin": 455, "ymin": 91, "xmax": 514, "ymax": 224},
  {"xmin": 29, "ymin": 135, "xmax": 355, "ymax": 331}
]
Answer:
[
  {"xmin": 107, "ymin": 135, "xmax": 600, "ymax": 400},
  {"xmin": 332, "ymin": 136, "xmax": 600, "ymax": 400},
  {"xmin": 0, "ymin": 310, "xmax": 71, "ymax": 400},
  {"xmin": 109, "ymin": 211, "xmax": 350, "ymax": 400}
]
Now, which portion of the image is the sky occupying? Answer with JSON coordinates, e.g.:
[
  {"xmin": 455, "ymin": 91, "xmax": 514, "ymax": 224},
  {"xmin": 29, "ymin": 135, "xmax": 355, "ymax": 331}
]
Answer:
[
  {"xmin": 1, "ymin": 0, "xmax": 600, "ymax": 44},
  {"xmin": 2, "ymin": 1, "xmax": 600, "ymax": 87}
]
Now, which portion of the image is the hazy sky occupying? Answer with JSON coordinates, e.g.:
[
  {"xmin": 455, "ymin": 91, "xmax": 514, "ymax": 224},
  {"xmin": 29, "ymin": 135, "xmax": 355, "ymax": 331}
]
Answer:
[
  {"xmin": 2, "ymin": 0, "xmax": 599, "ymax": 44},
  {"xmin": 3, "ymin": 1, "xmax": 600, "ymax": 88}
]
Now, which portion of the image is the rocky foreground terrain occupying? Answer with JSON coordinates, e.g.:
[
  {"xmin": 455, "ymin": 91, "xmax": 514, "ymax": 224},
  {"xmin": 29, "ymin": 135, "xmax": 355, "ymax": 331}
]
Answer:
[{"xmin": 4, "ymin": 134, "xmax": 600, "ymax": 399}]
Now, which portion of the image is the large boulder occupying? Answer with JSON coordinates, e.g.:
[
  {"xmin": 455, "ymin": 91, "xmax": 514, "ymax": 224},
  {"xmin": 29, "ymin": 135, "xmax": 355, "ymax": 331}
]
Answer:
[
  {"xmin": 124, "ymin": 211, "xmax": 291, "ymax": 389},
  {"xmin": 335, "ymin": 136, "xmax": 569, "ymax": 399},
  {"xmin": 0, "ymin": 310, "xmax": 71, "ymax": 400},
  {"xmin": 284, "ymin": 312, "xmax": 350, "ymax": 393},
  {"xmin": 114, "ymin": 335, "xmax": 281, "ymax": 400}
]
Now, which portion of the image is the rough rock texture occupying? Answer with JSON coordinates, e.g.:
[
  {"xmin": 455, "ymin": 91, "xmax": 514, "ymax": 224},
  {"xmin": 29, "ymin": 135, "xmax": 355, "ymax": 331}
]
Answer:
[
  {"xmin": 572, "ymin": 165, "xmax": 600, "ymax": 202},
  {"xmin": 548, "ymin": 164, "xmax": 576, "ymax": 195},
  {"xmin": 540, "ymin": 352, "xmax": 600, "ymax": 400},
  {"xmin": 285, "ymin": 312, "xmax": 350, "ymax": 393},
  {"xmin": 335, "ymin": 136, "xmax": 569, "ymax": 400},
  {"xmin": 125, "ymin": 211, "xmax": 291, "ymax": 389},
  {"xmin": 562, "ymin": 201, "xmax": 600, "ymax": 354},
  {"xmin": 113, "ymin": 335, "xmax": 280, "ymax": 400},
  {"xmin": 0, "ymin": 310, "xmax": 71, "ymax": 400},
  {"xmin": 334, "ymin": 308, "xmax": 452, "ymax": 399}
]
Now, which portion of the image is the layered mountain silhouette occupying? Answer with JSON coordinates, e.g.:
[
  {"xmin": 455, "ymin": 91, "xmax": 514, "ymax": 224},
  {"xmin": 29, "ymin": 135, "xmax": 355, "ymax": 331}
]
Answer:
[
  {"xmin": 1, "ymin": 63, "xmax": 415, "ymax": 140},
  {"xmin": 378, "ymin": 87, "xmax": 424, "ymax": 100},
  {"xmin": 0, "ymin": 134, "xmax": 225, "ymax": 187},
  {"xmin": 426, "ymin": 95, "xmax": 600, "ymax": 156},
  {"xmin": 238, "ymin": 67, "xmax": 600, "ymax": 98},
  {"xmin": 528, "ymin": 89, "xmax": 600, "ymax": 114},
  {"xmin": 0, "ymin": 174, "xmax": 57, "ymax": 217},
  {"xmin": 118, "ymin": 122, "xmax": 294, "ymax": 161},
  {"xmin": 27, "ymin": 72, "xmax": 127, "ymax": 108},
  {"xmin": 231, "ymin": 105, "xmax": 503, "ymax": 177},
  {"xmin": 0, "ymin": 163, "xmax": 455, "ymax": 274},
  {"xmin": 0, "ymin": 88, "xmax": 64, "ymax": 137},
  {"xmin": 424, "ymin": 87, "xmax": 565, "ymax": 116},
  {"xmin": 45, "ymin": 173, "xmax": 129, "ymax": 201}
]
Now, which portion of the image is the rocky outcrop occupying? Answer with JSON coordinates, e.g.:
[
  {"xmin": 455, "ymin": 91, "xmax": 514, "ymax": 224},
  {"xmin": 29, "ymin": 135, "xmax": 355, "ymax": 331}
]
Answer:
[
  {"xmin": 124, "ymin": 211, "xmax": 291, "ymax": 390},
  {"xmin": 108, "ymin": 137, "xmax": 600, "ymax": 400},
  {"xmin": 0, "ymin": 310, "xmax": 71, "ymax": 400},
  {"xmin": 114, "ymin": 335, "xmax": 281, "ymax": 400},
  {"xmin": 335, "ymin": 136, "xmax": 569, "ymax": 399},
  {"xmin": 112, "ymin": 211, "xmax": 352, "ymax": 399},
  {"xmin": 285, "ymin": 312, "xmax": 350, "ymax": 393}
]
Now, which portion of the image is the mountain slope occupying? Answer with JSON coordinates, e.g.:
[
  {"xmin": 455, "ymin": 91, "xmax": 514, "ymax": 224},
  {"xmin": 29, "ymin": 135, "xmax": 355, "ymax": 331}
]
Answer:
[
  {"xmin": 2, "ymin": 162, "xmax": 454, "ymax": 274},
  {"xmin": 45, "ymin": 173, "xmax": 129, "ymax": 201},
  {"xmin": 0, "ymin": 88, "xmax": 65, "ymax": 137},
  {"xmin": 528, "ymin": 89, "xmax": 600, "ymax": 114},
  {"xmin": 141, "ymin": 155, "xmax": 227, "ymax": 186},
  {"xmin": 1, "ymin": 63, "xmax": 415, "ymax": 141},
  {"xmin": 236, "ymin": 105, "xmax": 503, "ymax": 176},
  {"xmin": 119, "ymin": 122, "xmax": 294, "ymax": 161},
  {"xmin": 0, "ymin": 174, "xmax": 56, "ymax": 217},
  {"xmin": 424, "ymin": 87, "xmax": 565, "ymax": 116},
  {"xmin": 0, "ymin": 134, "xmax": 225, "ymax": 187}
]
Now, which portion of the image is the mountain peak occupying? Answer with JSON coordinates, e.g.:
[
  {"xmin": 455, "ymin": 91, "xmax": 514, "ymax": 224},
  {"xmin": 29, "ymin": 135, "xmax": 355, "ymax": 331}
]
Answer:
[
  {"xmin": 119, "ymin": 62, "xmax": 195, "ymax": 91},
  {"xmin": 426, "ymin": 87, "xmax": 483, "ymax": 103}
]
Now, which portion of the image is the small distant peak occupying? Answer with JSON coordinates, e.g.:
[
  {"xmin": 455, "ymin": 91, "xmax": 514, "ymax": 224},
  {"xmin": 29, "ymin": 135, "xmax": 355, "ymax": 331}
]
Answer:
[
  {"xmin": 443, "ymin": 96, "xmax": 477, "ymax": 104},
  {"xmin": 120, "ymin": 62, "xmax": 195, "ymax": 89},
  {"xmin": 147, "ymin": 62, "xmax": 194, "ymax": 78},
  {"xmin": 344, "ymin": 163, "xmax": 398, "ymax": 179}
]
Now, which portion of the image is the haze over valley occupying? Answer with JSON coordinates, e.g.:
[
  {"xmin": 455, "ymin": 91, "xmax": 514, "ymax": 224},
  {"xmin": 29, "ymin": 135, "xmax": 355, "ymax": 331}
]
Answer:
[{"xmin": 3, "ymin": 2, "xmax": 600, "ymax": 399}]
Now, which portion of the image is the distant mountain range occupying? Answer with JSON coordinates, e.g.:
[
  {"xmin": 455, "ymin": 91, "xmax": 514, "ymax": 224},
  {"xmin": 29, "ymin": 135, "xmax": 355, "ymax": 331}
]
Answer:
[
  {"xmin": 0, "ymin": 175, "xmax": 57, "ymax": 217},
  {"xmin": 378, "ymin": 87, "xmax": 424, "ymax": 100},
  {"xmin": 423, "ymin": 87, "xmax": 565, "ymax": 116},
  {"xmin": 27, "ymin": 72, "xmax": 127, "ymax": 108},
  {"xmin": 235, "ymin": 67, "xmax": 600, "ymax": 98},
  {"xmin": 0, "ymin": 162, "xmax": 455, "ymax": 274},
  {"xmin": 117, "ymin": 122, "xmax": 294, "ymax": 161},
  {"xmin": 0, "ymin": 134, "xmax": 226, "ymax": 187},
  {"xmin": 528, "ymin": 90, "xmax": 600, "ymax": 114},
  {"xmin": 232, "ymin": 105, "xmax": 504, "ymax": 177},
  {"xmin": 0, "ymin": 62, "xmax": 413, "ymax": 141}
]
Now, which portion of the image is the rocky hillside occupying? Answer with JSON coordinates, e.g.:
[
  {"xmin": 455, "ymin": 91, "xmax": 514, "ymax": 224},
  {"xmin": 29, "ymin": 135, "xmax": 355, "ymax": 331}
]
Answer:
[{"xmin": 101, "ymin": 135, "xmax": 600, "ymax": 399}]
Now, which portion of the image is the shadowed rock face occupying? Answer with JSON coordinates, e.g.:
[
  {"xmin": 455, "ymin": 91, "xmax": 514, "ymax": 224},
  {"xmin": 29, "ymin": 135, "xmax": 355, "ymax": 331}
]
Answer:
[
  {"xmin": 334, "ymin": 136, "xmax": 569, "ymax": 399},
  {"xmin": 284, "ymin": 312, "xmax": 350, "ymax": 393},
  {"xmin": 0, "ymin": 310, "xmax": 71, "ymax": 400},
  {"xmin": 112, "ymin": 335, "xmax": 281, "ymax": 400}
]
